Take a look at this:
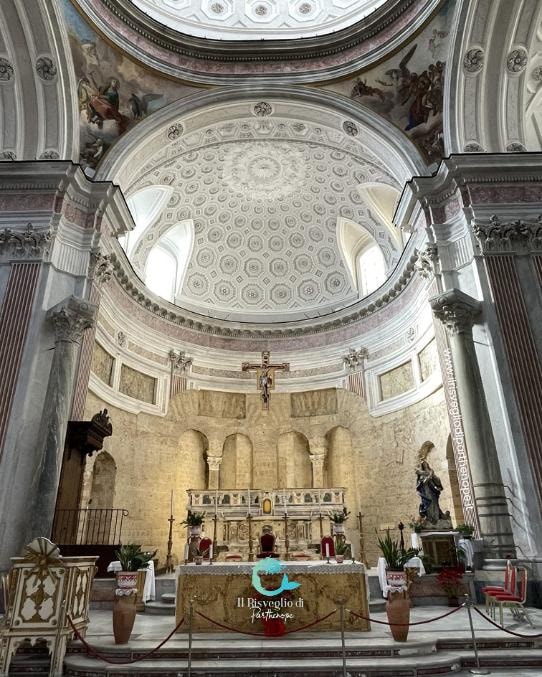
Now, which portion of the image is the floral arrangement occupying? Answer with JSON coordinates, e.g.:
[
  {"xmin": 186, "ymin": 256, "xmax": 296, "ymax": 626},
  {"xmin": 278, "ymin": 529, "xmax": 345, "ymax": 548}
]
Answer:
[
  {"xmin": 115, "ymin": 544, "xmax": 157, "ymax": 572},
  {"xmin": 455, "ymin": 523, "xmax": 475, "ymax": 537},
  {"xmin": 437, "ymin": 566, "xmax": 464, "ymax": 597},
  {"xmin": 376, "ymin": 530, "xmax": 419, "ymax": 570}
]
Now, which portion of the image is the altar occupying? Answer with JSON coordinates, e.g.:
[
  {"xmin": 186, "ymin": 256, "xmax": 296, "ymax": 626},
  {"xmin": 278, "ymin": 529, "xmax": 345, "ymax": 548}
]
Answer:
[{"xmin": 175, "ymin": 560, "xmax": 370, "ymax": 633}]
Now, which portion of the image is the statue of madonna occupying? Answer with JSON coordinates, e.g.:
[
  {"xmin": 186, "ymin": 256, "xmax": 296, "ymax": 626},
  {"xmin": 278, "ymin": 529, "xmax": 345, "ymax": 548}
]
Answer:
[{"xmin": 415, "ymin": 441, "xmax": 447, "ymax": 525}]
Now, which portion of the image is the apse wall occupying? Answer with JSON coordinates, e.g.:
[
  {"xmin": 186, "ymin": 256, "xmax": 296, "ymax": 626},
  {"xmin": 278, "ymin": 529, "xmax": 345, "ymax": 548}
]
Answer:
[{"xmin": 82, "ymin": 387, "xmax": 454, "ymax": 567}]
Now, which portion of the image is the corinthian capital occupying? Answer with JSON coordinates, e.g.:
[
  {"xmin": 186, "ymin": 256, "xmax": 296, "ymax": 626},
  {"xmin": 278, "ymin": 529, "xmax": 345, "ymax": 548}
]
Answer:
[
  {"xmin": 415, "ymin": 244, "xmax": 439, "ymax": 278},
  {"xmin": 430, "ymin": 289, "xmax": 481, "ymax": 335},
  {"xmin": 344, "ymin": 347, "xmax": 368, "ymax": 371},
  {"xmin": 89, "ymin": 249, "xmax": 113, "ymax": 286},
  {"xmin": 207, "ymin": 456, "xmax": 222, "ymax": 472},
  {"xmin": 47, "ymin": 296, "xmax": 96, "ymax": 343},
  {"xmin": 0, "ymin": 222, "xmax": 53, "ymax": 259},
  {"xmin": 169, "ymin": 349, "xmax": 193, "ymax": 373}
]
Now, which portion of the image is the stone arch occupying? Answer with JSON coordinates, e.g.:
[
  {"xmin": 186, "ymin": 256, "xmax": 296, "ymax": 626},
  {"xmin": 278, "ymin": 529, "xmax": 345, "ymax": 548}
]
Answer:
[
  {"xmin": 276, "ymin": 431, "xmax": 312, "ymax": 488},
  {"xmin": 220, "ymin": 433, "xmax": 253, "ymax": 489},
  {"xmin": 326, "ymin": 426, "xmax": 354, "ymax": 489},
  {"xmin": 446, "ymin": 434, "xmax": 464, "ymax": 524},
  {"xmin": 179, "ymin": 429, "xmax": 208, "ymax": 490}
]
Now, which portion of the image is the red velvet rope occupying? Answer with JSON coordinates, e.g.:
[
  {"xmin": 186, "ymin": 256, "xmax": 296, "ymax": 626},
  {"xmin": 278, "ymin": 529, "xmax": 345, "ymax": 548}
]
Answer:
[
  {"xmin": 472, "ymin": 606, "xmax": 542, "ymax": 638},
  {"xmin": 67, "ymin": 614, "xmax": 185, "ymax": 664},
  {"xmin": 346, "ymin": 603, "xmax": 465, "ymax": 627},
  {"xmin": 195, "ymin": 608, "xmax": 337, "ymax": 636}
]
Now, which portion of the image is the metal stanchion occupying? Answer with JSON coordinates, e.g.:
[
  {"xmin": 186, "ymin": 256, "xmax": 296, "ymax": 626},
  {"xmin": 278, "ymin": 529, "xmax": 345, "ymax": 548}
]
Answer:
[
  {"xmin": 465, "ymin": 594, "xmax": 490, "ymax": 675},
  {"xmin": 187, "ymin": 599, "xmax": 194, "ymax": 677},
  {"xmin": 339, "ymin": 604, "xmax": 348, "ymax": 677}
]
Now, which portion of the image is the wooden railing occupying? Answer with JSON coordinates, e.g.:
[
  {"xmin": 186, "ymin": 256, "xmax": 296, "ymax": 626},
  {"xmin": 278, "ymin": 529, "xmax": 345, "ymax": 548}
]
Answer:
[{"xmin": 51, "ymin": 508, "xmax": 128, "ymax": 545}]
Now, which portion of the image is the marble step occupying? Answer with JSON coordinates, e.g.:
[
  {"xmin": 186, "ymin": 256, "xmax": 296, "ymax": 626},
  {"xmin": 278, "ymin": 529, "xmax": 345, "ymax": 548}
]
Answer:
[
  {"xmin": 161, "ymin": 592, "xmax": 176, "ymax": 604},
  {"xmin": 62, "ymin": 648, "xmax": 542, "ymax": 676},
  {"xmin": 144, "ymin": 600, "xmax": 176, "ymax": 615}
]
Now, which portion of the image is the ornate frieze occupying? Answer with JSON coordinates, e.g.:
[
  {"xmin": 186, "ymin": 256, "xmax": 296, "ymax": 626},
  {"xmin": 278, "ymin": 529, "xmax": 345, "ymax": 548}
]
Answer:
[
  {"xmin": 473, "ymin": 215, "xmax": 542, "ymax": 253},
  {"xmin": 343, "ymin": 347, "xmax": 368, "ymax": 371},
  {"xmin": 430, "ymin": 289, "xmax": 481, "ymax": 335},
  {"xmin": 47, "ymin": 296, "xmax": 96, "ymax": 343},
  {"xmin": 0, "ymin": 223, "xmax": 53, "ymax": 258}
]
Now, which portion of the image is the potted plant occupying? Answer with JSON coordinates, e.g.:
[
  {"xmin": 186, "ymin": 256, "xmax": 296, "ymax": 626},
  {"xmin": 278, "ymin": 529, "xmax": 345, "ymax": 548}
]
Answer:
[
  {"xmin": 437, "ymin": 566, "xmax": 465, "ymax": 606},
  {"xmin": 193, "ymin": 543, "xmax": 210, "ymax": 565},
  {"xmin": 181, "ymin": 510, "xmax": 206, "ymax": 536},
  {"xmin": 377, "ymin": 530, "xmax": 419, "ymax": 642},
  {"xmin": 329, "ymin": 508, "xmax": 351, "ymax": 535},
  {"xmin": 334, "ymin": 540, "xmax": 349, "ymax": 563},
  {"xmin": 456, "ymin": 524, "xmax": 475, "ymax": 539},
  {"xmin": 113, "ymin": 544, "xmax": 156, "ymax": 644}
]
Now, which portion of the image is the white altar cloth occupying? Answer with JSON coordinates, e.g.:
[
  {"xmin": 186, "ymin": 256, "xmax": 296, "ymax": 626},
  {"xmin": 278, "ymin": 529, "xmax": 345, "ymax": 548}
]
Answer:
[{"xmin": 377, "ymin": 556, "xmax": 425, "ymax": 598}]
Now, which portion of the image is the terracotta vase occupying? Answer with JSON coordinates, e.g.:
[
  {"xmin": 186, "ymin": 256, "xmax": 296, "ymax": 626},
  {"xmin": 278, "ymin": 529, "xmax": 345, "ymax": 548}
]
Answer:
[
  {"xmin": 113, "ymin": 572, "xmax": 138, "ymax": 644},
  {"xmin": 385, "ymin": 570, "xmax": 410, "ymax": 642},
  {"xmin": 386, "ymin": 591, "xmax": 410, "ymax": 642},
  {"xmin": 113, "ymin": 591, "xmax": 137, "ymax": 644}
]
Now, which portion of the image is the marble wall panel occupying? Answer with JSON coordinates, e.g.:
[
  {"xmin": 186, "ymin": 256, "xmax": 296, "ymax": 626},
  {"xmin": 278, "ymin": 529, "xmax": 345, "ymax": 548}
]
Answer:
[
  {"xmin": 379, "ymin": 362, "xmax": 414, "ymax": 400},
  {"xmin": 119, "ymin": 364, "xmax": 156, "ymax": 403},
  {"xmin": 90, "ymin": 341, "xmax": 114, "ymax": 386},
  {"xmin": 418, "ymin": 338, "xmax": 439, "ymax": 382}
]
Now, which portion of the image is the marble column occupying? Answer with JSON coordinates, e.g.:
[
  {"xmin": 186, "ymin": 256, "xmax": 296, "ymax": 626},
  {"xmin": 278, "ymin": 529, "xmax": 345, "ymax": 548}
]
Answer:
[
  {"xmin": 207, "ymin": 456, "xmax": 222, "ymax": 490},
  {"xmin": 310, "ymin": 454, "xmax": 326, "ymax": 489},
  {"xmin": 430, "ymin": 289, "xmax": 516, "ymax": 560},
  {"xmin": 29, "ymin": 296, "xmax": 96, "ymax": 540}
]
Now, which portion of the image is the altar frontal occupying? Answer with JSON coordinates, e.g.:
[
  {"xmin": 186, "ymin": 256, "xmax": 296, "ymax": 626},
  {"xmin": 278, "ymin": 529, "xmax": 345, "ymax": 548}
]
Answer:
[{"xmin": 176, "ymin": 560, "xmax": 370, "ymax": 633}]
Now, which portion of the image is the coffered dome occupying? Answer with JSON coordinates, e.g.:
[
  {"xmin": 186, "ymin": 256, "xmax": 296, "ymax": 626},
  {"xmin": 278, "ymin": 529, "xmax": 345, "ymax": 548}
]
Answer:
[
  {"xmin": 130, "ymin": 0, "xmax": 389, "ymax": 41},
  {"xmin": 100, "ymin": 88, "xmax": 423, "ymax": 325}
]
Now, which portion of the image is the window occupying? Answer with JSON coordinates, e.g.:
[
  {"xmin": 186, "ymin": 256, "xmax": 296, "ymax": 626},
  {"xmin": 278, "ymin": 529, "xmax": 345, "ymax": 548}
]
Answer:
[{"xmin": 357, "ymin": 244, "xmax": 387, "ymax": 297}]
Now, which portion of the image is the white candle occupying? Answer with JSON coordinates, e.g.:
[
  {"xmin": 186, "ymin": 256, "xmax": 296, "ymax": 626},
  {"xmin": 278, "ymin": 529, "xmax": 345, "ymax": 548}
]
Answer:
[
  {"xmin": 325, "ymin": 543, "xmax": 330, "ymax": 558},
  {"xmin": 284, "ymin": 494, "xmax": 288, "ymax": 515},
  {"xmin": 184, "ymin": 543, "xmax": 189, "ymax": 562},
  {"xmin": 209, "ymin": 544, "xmax": 213, "ymax": 560},
  {"xmin": 170, "ymin": 489, "xmax": 173, "ymax": 515}
]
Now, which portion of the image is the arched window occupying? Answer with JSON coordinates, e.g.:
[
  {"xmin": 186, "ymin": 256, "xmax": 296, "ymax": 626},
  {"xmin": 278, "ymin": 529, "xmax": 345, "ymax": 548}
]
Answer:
[
  {"xmin": 145, "ymin": 245, "xmax": 177, "ymax": 302},
  {"xmin": 357, "ymin": 244, "xmax": 387, "ymax": 297}
]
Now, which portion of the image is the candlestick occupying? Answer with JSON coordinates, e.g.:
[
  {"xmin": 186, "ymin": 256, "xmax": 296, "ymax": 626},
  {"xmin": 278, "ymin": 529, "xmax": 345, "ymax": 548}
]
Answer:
[
  {"xmin": 284, "ymin": 512, "xmax": 290, "ymax": 561},
  {"xmin": 357, "ymin": 512, "xmax": 366, "ymax": 566},
  {"xmin": 248, "ymin": 513, "xmax": 254, "ymax": 563},
  {"xmin": 212, "ymin": 512, "xmax": 218, "ymax": 564},
  {"xmin": 209, "ymin": 543, "xmax": 213, "ymax": 564}
]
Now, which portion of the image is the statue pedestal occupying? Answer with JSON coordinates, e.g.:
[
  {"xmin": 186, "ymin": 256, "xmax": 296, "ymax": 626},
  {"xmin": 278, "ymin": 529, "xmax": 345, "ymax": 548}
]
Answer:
[{"xmin": 419, "ymin": 531, "xmax": 460, "ymax": 571}]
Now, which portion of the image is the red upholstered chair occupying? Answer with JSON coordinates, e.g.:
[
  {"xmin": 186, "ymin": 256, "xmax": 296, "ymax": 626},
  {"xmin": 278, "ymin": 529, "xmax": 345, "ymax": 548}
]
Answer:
[
  {"xmin": 490, "ymin": 568, "xmax": 534, "ymax": 628},
  {"xmin": 257, "ymin": 531, "xmax": 279, "ymax": 559},
  {"xmin": 199, "ymin": 537, "xmax": 212, "ymax": 560},
  {"xmin": 321, "ymin": 536, "xmax": 335, "ymax": 559},
  {"xmin": 482, "ymin": 561, "xmax": 515, "ymax": 615}
]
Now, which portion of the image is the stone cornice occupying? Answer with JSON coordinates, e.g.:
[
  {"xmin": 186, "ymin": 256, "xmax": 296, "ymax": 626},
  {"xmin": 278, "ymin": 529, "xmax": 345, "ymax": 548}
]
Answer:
[
  {"xmin": 107, "ymin": 240, "xmax": 420, "ymax": 339},
  {"xmin": 72, "ymin": 0, "xmax": 440, "ymax": 84}
]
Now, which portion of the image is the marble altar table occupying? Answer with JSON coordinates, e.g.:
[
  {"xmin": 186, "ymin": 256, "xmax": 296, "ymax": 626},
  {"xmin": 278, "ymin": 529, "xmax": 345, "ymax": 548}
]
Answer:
[{"xmin": 175, "ymin": 560, "xmax": 369, "ymax": 633}]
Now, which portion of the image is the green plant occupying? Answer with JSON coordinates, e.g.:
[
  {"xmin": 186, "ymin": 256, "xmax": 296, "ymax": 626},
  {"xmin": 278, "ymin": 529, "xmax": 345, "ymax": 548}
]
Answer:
[
  {"xmin": 408, "ymin": 520, "xmax": 423, "ymax": 533},
  {"xmin": 329, "ymin": 508, "xmax": 351, "ymax": 523},
  {"xmin": 376, "ymin": 530, "xmax": 419, "ymax": 570},
  {"xmin": 180, "ymin": 510, "xmax": 206, "ymax": 527},
  {"xmin": 116, "ymin": 544, "xmax": 157, "ymax": 571},
  {"xmin": 335, "ymin": 539, "xmax": 349, "ymax": 556},
  {"xmin": 456, "ymin": 523, "xmax": 475, "ymax": 537}
]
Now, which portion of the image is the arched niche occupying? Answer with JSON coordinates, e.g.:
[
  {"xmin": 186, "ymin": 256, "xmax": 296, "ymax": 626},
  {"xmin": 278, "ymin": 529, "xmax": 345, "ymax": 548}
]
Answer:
[
  {"xmin": 179, "ymin": 429, "xmax": 209, "ymax": 489},
  {"xmin": 277, "ymin": 432, "xmax": 311, "ymax": 489},
  {"xmin": 86, "ymin": 451, "xmax": 117, "ymax": 544},
  {"xmin": 89, "ymin": 451, "xmax": 117, "ymax": 508},
  {"xmin": 220, "ymin": 433, "xmax": 253, "ymax": 489},
  {"xmin": 325, "ymin": 426, "xmax": 354, "ymax": 488}
]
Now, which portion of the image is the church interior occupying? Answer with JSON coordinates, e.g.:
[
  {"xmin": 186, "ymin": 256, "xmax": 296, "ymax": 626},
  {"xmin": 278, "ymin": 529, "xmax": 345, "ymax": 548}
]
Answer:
[{"xmin": 1, "ymin": 0, "xmax": 542, "ymax": 675}]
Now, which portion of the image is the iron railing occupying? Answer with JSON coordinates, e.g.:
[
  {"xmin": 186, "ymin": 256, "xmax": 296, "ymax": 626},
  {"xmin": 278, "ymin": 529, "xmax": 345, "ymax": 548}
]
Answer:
[{"xmin": 51, "ymin": 508, "xmax": 128, "ymax": 545}]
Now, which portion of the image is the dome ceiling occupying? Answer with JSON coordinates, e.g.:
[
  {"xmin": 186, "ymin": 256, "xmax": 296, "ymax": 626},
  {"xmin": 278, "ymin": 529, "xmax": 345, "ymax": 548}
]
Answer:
[
  {"xmin": 120, "ymin": 98, "xmax": 406, "ymax": 322},
  {"xmin": 130, "ymin": 0, "xmax": 389, "ymax": 41}
]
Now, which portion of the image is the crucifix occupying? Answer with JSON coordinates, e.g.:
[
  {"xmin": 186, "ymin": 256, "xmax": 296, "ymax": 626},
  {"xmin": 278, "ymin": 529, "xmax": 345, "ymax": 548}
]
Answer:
[{"xmin": 242, "ymin": 350, "xmax": 289, "ymax": 410}]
